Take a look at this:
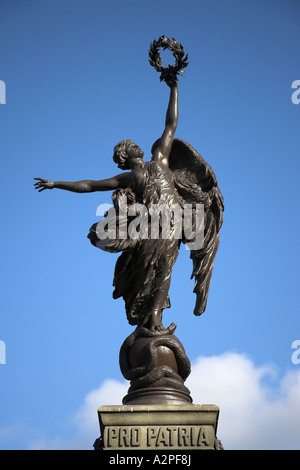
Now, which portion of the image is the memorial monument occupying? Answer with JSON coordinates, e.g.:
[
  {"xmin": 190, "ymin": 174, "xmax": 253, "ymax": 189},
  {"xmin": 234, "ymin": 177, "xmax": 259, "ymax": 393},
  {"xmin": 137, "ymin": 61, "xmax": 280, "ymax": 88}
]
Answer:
[{"xmin": 34, "ymin": 36, "xmax": 224, "ymax": 451}]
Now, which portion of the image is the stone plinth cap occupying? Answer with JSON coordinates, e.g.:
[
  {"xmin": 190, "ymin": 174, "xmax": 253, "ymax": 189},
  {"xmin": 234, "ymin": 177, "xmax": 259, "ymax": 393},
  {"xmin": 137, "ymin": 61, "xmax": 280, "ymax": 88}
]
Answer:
[{"xmin": 98, "ymin": 404, "xmax": 219, "ymax": 429}]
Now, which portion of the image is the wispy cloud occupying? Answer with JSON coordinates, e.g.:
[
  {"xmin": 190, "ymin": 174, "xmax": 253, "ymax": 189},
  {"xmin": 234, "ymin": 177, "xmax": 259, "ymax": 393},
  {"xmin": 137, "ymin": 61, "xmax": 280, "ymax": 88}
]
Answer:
[{"xmin": 28, "ymin": 379, "xmax": 129, "ymax": 450}]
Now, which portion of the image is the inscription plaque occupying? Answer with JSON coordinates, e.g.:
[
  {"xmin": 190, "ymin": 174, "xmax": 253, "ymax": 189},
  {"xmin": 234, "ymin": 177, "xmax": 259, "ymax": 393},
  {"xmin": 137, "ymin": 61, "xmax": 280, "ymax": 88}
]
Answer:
[
  {"xmin": 104, "ymin": 425, "xmax": 214, "ymax": 449},
  {"xmin": 97, "ymin": 404, "xmax": 220, "ymax": 451}
]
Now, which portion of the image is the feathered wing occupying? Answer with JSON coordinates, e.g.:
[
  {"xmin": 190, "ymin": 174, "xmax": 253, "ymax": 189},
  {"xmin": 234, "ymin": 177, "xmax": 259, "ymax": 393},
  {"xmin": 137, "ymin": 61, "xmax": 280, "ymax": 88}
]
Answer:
[{"xmin": 152, "ymin": 138, "xmax": 224, "ymax": 316}]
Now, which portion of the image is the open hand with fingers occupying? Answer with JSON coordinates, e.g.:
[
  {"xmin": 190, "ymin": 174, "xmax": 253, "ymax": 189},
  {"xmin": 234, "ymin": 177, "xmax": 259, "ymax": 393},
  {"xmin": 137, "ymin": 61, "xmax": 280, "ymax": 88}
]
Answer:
[{"xmin": 34, "ymin": 178, "xmax": 55, "ymax": 192}]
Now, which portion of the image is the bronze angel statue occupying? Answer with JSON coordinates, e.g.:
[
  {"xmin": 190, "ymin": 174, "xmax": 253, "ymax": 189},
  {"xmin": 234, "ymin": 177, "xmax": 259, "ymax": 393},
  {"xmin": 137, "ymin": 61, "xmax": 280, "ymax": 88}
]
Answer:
[{"xmin": 34, "ymin": 37, "xmax": 224, "ymax": 333}]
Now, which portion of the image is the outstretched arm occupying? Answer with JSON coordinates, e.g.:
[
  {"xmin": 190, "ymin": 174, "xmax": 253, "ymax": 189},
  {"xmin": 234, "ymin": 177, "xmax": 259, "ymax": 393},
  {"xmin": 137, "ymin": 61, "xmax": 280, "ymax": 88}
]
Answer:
[
  {"xmin": 34, "ymin": 172, "xmax": 132, "ymax": 193},
  {"xmin": 152, "ymin": 83, "xmax": 178, "ymax": 166}
]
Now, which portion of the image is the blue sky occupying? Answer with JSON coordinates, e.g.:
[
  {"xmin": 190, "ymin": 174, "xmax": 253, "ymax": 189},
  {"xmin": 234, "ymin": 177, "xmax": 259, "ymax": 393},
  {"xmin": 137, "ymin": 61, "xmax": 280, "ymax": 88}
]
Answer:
[{"xmin": 0, "ymin": 0, "xmax": 300, "ymax": 450}]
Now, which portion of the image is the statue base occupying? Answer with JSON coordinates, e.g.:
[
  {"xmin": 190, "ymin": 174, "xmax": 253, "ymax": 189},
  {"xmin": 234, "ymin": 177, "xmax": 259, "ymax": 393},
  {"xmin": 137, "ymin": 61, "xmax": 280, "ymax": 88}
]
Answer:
[
  {"xmin": 122, "ymin": 387, "xmax": 192, "ymax": 405},
  {"xmin": 95, "ymin": 404, "xmax": 223, "ymax": 450}
]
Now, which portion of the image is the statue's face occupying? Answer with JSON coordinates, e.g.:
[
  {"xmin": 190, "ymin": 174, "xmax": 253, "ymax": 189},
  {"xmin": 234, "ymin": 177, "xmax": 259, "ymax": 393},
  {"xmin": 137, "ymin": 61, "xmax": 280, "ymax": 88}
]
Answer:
[{"xmin": 126, "ymin": 145, "xmax": 144, "ymax": 168}]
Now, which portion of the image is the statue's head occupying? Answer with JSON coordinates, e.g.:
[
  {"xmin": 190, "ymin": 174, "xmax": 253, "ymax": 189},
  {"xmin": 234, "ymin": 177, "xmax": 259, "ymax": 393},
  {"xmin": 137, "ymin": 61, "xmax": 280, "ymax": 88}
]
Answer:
[{"xmin": 113, "ymin": 140, "xmax": 144, "ymax": 170}]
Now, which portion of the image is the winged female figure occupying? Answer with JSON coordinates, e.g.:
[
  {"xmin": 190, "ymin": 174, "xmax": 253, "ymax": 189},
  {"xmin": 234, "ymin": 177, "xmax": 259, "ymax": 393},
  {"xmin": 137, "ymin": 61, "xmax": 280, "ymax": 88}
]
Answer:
[{"xmin": 34, "ymin": 38, "xmax": 224, "ymax": 332}]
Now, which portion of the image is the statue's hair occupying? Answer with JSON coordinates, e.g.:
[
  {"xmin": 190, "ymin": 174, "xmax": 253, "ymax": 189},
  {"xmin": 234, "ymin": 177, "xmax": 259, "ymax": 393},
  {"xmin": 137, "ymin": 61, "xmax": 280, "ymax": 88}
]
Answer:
[{"xmin": 113, "ymin": 139, "xmax": 144, "ymax": 170}]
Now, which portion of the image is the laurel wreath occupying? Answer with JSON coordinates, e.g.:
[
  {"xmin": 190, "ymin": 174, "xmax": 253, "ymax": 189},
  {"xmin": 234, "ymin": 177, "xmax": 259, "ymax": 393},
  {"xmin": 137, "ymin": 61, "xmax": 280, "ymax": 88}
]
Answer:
[{"xmin": 149, "ymin": 36, "xmax": 189, "ymax": 86}]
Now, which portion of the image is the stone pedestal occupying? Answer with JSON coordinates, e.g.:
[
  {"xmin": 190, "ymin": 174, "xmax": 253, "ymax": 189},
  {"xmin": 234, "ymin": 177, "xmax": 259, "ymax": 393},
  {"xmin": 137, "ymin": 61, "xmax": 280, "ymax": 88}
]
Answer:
[{"xmin": 96, "ymin": 404, "xmax": 221, "ymax": 450}]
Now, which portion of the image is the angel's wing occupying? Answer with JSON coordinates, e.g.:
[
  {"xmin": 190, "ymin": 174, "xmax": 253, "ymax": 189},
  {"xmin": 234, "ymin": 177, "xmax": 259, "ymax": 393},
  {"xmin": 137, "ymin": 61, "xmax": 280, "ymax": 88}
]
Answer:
[{"xmin": 152, "ymin": 138, "xmax": 224, "ymax": 316}]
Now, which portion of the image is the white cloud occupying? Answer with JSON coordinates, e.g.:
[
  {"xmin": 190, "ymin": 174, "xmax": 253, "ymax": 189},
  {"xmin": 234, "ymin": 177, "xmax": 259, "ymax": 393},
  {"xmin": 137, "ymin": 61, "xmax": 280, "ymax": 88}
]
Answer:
[
  {"xmin": 7, "ymin": 353, "xmax": 300, "ymax": 450},
  {"xmin": 28, "ymin": 379, "xmax": 128, "ymax": 450},
  {"xmin": 186, "ymin": 352, "xmax": 300, "ymax": 449},
  {"xmin": 72, "ymin": 379, "xmax": 129, "ymax": 438}
]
